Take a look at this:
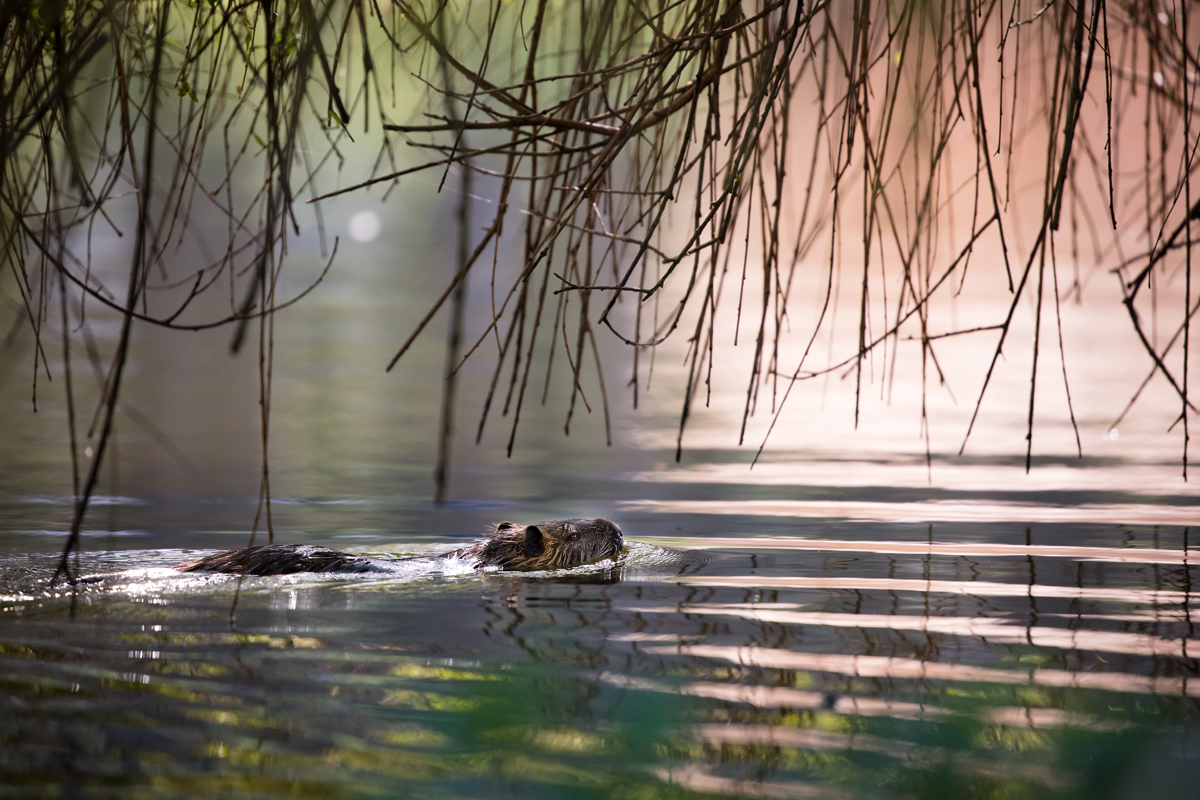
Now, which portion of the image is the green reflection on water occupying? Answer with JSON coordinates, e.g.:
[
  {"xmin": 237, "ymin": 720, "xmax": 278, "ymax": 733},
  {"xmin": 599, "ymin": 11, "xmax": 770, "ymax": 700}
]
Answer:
[{"xmin": 0, "ymin": 616, "xmax": 1194, "ymax": 800}]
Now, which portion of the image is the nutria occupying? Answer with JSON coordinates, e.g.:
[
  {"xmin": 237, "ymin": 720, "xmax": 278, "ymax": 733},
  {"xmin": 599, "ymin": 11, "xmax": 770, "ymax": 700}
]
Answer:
[{"xmin": 175, "ymin": 518, "xmax": 624, "ymax": 576}]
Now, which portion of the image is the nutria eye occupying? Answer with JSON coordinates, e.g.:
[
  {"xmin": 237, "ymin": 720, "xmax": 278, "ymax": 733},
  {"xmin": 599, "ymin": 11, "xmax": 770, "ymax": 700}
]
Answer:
[
  {"xmin": 497, "ymin": 522, "xmax": 517, "ymax": 530},
  {"xmin": 568, "ymin": 532, "xmax": 580, "ymax": 541}
]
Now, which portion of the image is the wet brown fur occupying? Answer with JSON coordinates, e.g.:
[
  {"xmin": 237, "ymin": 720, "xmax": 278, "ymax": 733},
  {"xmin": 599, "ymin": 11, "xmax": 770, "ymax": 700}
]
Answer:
[
  {"xmin": 175, "ymin": 518, "xmax": 624, "ymax": 576},
  {"xmin": 446, "ymin": 518, "xmax": 623, "ymax": 571},
  {"xmin": 175, "ymin": 543, "xmax": 373, "ymax": 576}
]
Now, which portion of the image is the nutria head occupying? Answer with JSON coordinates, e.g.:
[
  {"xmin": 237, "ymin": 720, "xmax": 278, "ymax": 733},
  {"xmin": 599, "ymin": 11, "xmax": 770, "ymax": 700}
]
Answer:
[{"xmin": 466, "ymin": 518, "xmax": 624, "ymax": 571}]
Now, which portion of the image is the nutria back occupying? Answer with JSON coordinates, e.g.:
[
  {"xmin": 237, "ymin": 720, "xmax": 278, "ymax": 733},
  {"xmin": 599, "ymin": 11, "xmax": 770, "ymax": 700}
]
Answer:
[
  {"xmin": 176, "ymin": 518, "xmax": 624, "ymax": 576},
  {"xmin": 176, "ymin": 543, "xmax": 373, "ymax": 576}
]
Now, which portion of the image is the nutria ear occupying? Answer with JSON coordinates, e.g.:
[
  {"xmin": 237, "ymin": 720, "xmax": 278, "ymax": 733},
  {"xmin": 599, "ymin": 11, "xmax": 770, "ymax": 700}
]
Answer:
[{"xmin": 523, "ymin": 525, "xmax": 546, "ymax": 558}]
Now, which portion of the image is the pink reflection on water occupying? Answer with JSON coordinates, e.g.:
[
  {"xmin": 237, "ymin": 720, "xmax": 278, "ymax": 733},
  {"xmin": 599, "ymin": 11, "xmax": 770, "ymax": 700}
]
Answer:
[
  {"xmin": 599, "ymin": 670, "xmax": 942, "ymax": 721},
  {"xmin": 640, "ymin": 645, "xmax": 1200, "ymax": 697},
  {"xmin": 677, "ymin": 575, "xmax": 1186, "ymax": 606},
  {"xmin": 653, "ymin": 763, "xmax": 845, "ymax": 800},
  {"xmin": 600, "ymin": 671, "xmax": 1130, "ymax": 730},
  {"xmin": 623, "ymin": 498, "xmax": 1200, "ymax": 526},
  {"xmin": 628, "ymin": 604, "xmax": 1197, "ymax": 658},
  {"xmin": 692, "ymin": 723, "xmax": 1073, "ymax": 786},
  {"xmin": 639, "ymin": 532, "xmax": 1194, "ymax": 563}
]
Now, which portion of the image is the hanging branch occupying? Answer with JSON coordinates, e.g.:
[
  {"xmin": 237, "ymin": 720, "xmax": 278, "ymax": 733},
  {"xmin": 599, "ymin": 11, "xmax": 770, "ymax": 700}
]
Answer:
[{"xmin": 3, "ymin": 0, "xmax": 1200, "ymax": 557}]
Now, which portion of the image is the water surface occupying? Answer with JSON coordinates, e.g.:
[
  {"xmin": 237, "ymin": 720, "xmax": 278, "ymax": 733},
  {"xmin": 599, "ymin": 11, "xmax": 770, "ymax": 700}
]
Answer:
[{"xmin": 1, "ymin": 501, "xmax": 1197, "ymax": 799}]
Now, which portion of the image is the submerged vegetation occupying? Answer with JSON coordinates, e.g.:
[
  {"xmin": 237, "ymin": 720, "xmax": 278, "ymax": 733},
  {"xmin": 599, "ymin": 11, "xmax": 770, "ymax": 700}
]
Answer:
[{"xmin": 2, "ymin": 1, "xmax": 1199, "ymax": 566}]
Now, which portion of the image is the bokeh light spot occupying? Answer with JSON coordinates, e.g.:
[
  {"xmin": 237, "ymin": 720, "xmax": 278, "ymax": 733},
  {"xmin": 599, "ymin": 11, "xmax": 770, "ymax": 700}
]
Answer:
[{"xmin": 348, "ymin": 210, "xmax": 381, "ymax": 242}]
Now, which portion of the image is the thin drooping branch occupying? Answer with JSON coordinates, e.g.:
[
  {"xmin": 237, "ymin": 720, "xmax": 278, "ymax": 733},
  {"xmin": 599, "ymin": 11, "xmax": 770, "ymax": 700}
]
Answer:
[
  {"xmin": 52, "ymin": 0, "xmax": 173, "ymax": 584},
  {"xmin": 3, "ymin": 0, "xmax": 1200, "ymax": 562}
]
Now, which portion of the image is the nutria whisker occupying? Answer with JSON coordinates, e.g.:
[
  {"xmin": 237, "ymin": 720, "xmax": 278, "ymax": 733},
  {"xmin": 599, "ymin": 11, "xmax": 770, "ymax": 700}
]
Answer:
[{"xmin": 175, "ymin": 518, "xmax": 624, "ymax": 576}]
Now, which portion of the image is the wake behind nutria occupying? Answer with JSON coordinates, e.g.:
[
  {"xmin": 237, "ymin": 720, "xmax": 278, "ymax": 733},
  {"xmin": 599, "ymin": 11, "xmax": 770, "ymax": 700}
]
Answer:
[{"xmin": 175, "ymin": 518, "xmax": 624, "ymax": 576}]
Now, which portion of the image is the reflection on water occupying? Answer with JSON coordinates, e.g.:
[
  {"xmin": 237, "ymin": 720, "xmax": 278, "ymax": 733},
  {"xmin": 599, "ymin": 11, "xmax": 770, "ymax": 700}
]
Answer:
[{"xmin": 0, "ymin": 518, "xmax": 1197, "ymax": 798}]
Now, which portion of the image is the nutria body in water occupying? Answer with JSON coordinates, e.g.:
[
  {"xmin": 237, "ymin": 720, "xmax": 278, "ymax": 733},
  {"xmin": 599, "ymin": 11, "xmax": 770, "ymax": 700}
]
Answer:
[{"xmin": 175, "ymin": 518, "xmax": 624, "ymax": 576}]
